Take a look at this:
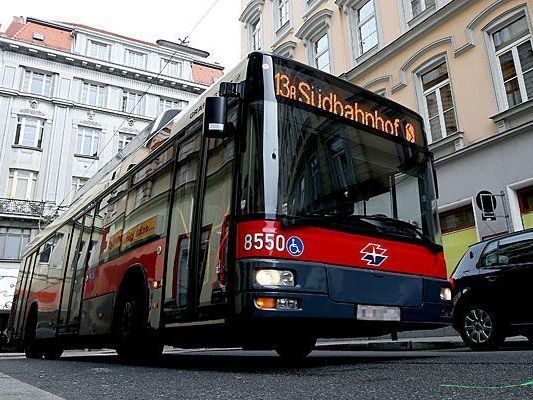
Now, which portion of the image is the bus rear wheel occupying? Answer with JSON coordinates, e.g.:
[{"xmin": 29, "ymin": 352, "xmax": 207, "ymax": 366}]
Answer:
[
  {"xmin": 115, "ymin": 291, "xmax": 162, "ymax": 362},
  {"xmin": 275, "ymin": 337, "xmax": 316, "ymax": 361},
  {"xmin": 24, "ymin": 310, "xmax": 44, "ymax": 359}
]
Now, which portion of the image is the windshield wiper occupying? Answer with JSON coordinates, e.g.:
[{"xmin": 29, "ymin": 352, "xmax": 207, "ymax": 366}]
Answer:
[
  {"xmin": 356, "ymin": 214, "xmax": 442, "ymax": 254},
  {"xmin": 279, "ymin": 214, "xmax": 381, "ymax": 233}
]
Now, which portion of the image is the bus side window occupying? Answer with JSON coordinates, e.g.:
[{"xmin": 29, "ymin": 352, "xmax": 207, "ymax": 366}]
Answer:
[
  {"xmin": 123, "ymin": 149, "xmax": 173, "ymax": 251},
  {"xmin": 92, "ymin": 184, "xmax": 127, "ymax": 266}
]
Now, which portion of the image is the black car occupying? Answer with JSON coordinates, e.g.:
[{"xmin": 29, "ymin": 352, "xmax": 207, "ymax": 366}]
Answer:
[{"xmin": 451, "ymin": 229, "xmax": 533, "ymax": 350}]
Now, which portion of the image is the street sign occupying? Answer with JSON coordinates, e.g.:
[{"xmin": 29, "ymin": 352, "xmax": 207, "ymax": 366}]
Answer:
[{"xmin": 476, "ymin": 190, "xmax": 497, "ymax": 221}]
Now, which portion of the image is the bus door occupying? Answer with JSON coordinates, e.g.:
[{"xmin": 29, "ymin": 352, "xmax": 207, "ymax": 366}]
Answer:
[
  {"xmin": 164, "ymin": 129, "xmax": 202, "ymax": 318},
  {"xmin": 196, "ymin": 134, "xmax": 235, "ymax": 310},
  {"xmin": 12, "ymin": 253, "xmax": 37, "ymax": 340},
  {"xmin": 59, "ymin": 207, "xmax": 95, "ymax": 335}
]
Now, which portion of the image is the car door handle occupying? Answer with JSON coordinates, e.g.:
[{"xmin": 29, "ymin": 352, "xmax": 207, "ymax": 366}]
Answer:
[{"xmin": 485, "ymin": 276, "xmax": 498, "ymax": 282}]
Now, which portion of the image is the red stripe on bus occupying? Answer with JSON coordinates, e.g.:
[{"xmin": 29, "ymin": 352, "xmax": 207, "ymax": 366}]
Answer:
[{"xmin": 236, "ymin": 220, "xmax": 447, "ymax": 279}]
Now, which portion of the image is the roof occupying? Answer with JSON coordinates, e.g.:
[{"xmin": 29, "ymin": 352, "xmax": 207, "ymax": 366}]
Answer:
[
  {"xmin": 60, "ymin": 21, "xmax": 159, "ymax": 48},
  {"xmin": 192, "ymin": 63, "xmax": 224, "ymax": 85},
  {"xmin": 3, "ymin": 18, "xmax": 72, "ymax": 52}
]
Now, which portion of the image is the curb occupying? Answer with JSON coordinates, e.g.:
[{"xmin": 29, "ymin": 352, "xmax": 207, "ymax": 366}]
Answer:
[{"xmin": 316, "ymin": 340, "xmax": 465, "ymax": 351}]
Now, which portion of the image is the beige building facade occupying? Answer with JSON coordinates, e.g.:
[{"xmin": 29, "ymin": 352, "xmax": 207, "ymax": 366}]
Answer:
[{"xmin": 240, "ymin": 0, "xmax": 533, "ymax": 274}]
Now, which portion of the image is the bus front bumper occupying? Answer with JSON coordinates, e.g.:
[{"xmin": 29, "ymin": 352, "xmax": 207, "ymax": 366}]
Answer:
[{"xmin": 234, "ymin": 259, "xmax": 452, "ymax": 337}]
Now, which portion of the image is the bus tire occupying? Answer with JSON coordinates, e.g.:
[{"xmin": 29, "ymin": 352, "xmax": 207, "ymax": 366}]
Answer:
[
  {"xmin": 24, "ymin": 308, "xmax": 43, "ymax": 359},
  {"xmin": 275, "ymin": 337, "xmax": 316, "ymax": 361},
  {"xmin": 44, "ymin": 343, "xmax": 63, "ymax": 360},
  {"xmin": 115, "ymin": 286, "xmax": 162, "ymax": 362}
]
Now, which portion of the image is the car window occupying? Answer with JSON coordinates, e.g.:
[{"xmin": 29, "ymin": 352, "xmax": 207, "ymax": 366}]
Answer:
[
  {"xmin": 480, "ymin": 241, "xmax": 498, "ymax": 267},
  {"xmin": 498, "ymin": 232, "xmax": 533, "ymax": 265}
]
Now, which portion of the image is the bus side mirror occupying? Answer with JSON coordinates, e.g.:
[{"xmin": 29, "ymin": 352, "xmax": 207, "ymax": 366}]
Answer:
[{"xmin": 204, "ymin": 97, "xmax": 232, "ymax": 139}]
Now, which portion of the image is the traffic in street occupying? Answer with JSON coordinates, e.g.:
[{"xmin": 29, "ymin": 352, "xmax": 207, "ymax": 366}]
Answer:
[{"xmin": 1, "ymin": 345, "xmax": 533, "ymax": 399}]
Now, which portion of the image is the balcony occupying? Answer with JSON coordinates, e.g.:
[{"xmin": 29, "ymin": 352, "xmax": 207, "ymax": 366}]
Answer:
[{"xmin": 0, "ymin": 198, "xmax": 45, "ymax": 218}]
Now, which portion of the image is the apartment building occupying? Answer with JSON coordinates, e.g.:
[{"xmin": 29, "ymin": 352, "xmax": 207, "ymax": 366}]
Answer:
[
  {"xmin": 0, "ymin": 17, "xmax": 223, "ymax": 324},
  {"xmin": 240, "ymin": 0, "xmax": 533, "ymax": 273}
]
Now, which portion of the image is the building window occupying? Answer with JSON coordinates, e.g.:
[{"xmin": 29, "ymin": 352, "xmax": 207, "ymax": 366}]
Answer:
[
  {"xmin": 161, "ymin": 58, "xmax": 183, "ymax": 78},
  {"xmin": 250, "ymin": 18, "xmax": 262, "ymax": 51},
  {"xmin": 80, "ymin": 82, "xmax": 107, "ymax": 108},
  {"xmin": 118, "ymin": 133, "xmax": 134, "ymax": 151},
  {"xmin": 0, "ymin": 228, "xmax": 31, "ymax": 260},
  {"xmin": 313, "ymin": 32, "xmax": 331, "ymax": 73},
  {"xmin": 14, "ymin": 116, "xmax": 44, "ymax": 149},
  {"xmin": 86, "ymin": 40, "xmax": 109, "ymax": 60},
  {"xmin": 518, "ymin": 186, "xmax": 533, "ymax": 213},
  {"xmin": 21, "ymin": 70, "xmax": 53, "ymax": 96},
  {"xmin": 75, "ymin": 127, "xmax": 100, "ymax": 157},
  {"xmin": 277, "ymin": 0, "xmax": 291, "ymax": 30},
  {"xmin": 7, "ymin": 169, "xmax": 37, "ymax": 200},
  {"xmin": 419, "ymin": 60, "xmax": 458, "ymax": 143},
  {"xmin": 71, "ymin": 177, "xmax": 88, "ymax": 194},
  {"xmin": 125, "ymin": 49, "xmax": 147, "ymax": 69},
  {"xmin": 410, "ymin": 0, "xmax": 435, "ymax": 19},
  {"xmin": 439, "ymin": 205, "xmax": 475, "ymax": 234},
  {"xmin": 491, "ymin": 15, "xmax": 533, "ymax": 109},
  {"xmin": 159, "ymin": 98, "xmax": 187, "ymax": 114},
  {"xmin": 121, "ymin": 91, "xmax": 145, "ymax": 115},
  {"xmin": 356, "ymin": 0, "xmax": 379, "ymax": 55}
]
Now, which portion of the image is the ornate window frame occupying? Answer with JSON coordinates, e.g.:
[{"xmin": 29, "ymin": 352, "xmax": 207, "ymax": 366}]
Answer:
[
  {"xmin": 295, "ymin": 9, "xmax": 334, "ymax": 73},
  {"xmin": 482, "ymin": 6, "xmax": 533, "ymax": 113},
  {"xmin": 239, "ymin": 0, "xmax": 265, "ymax": 52}
]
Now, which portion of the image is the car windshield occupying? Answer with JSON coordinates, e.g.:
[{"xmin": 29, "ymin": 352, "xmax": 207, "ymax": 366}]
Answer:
[{"xmin": 239, "ymin": 100, "xmax": 440, "ymax": 243}]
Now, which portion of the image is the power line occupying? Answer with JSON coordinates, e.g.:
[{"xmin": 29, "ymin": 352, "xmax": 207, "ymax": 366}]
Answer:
[{"xmin": 53, "ymin": 0, "xmax": 223, "ymax": 214}]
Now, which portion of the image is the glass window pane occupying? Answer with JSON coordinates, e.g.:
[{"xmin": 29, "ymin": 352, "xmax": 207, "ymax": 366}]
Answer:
[
  {"xmin": 429, "ymin": 116, "xmax": 442, "ymax": 142},
  {"xmin": 22, "ymin": 120, "xmax": 37, "ymax": 147},
  {"xmin": 443, "ymin": 109, "xmax": 457, "ymax": 135},
  {"xmin": 361, "ymin": 30, "xmax": 378, "ymax": 53},
  {"xmin": 425, "ymin": 91, "xmax": 439, "ymax": 118},
  {"xmin": 518, "ymin": 41, "xmax": 533, "ymax": 72},
  {"xmin": 31, "ymin": 74, "xmax": 43, "ymax": 95},
  {"xmin": 5, "ymin": 235, "xmax": 21, "ymax": 259},
  {"xmin": 505, "ymin": 77, "xmax": 522, "ymax": 107},
  {"xmin": 421, "ymin": 62, "xmax": 448, "ymax": 91},
  {"xmin": 15, "ymin": 178, "xmax": 28, "ymax": 199},
  {"xmin": 524, "ymin": 70, "xmax": 533, "ymax": 99},
  {"xmin": 358, "ymin": 0, "xmax": 374, "ymax": 21},
  {"xmin": 493, "ymin": 16, "xmax": 529, "ymax": 52},
  {"xmin": 360, "ymin": 18, "xmax": 377, "ymax": 39},
  {"xmin": 439, "ymin": 84, "xmax": 454, "ymax": 111},
  {"xmin": 316, "ymin": 34, "xmax": 328, "ymax": 54},
  {"xmin": 499, "ymin": 51, "xmax": 517, "ymax": 81}
]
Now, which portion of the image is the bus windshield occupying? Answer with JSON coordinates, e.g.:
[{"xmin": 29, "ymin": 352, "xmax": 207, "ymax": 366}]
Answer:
[{"xmin": 239, "ymin": 55, "xmax": 439, "ymax": 245}]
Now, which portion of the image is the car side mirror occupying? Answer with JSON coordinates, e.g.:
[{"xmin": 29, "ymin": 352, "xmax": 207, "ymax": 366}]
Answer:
[{"xmin": 204, "ymin": 97, "xmax": 233, "ymax": 139}]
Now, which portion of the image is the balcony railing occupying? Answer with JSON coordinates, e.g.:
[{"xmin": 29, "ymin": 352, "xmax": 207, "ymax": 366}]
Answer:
[{"xmin": 0, "ymin": 198, "xmax": 45, "ymax": 217}]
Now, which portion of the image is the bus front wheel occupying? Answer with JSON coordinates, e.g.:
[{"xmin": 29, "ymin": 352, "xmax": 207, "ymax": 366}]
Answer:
[
  {"xmin": 115, "ymin": 290, "xmax": 162, "ymax": 362},
  {"xmin": 275, "ymin": 337, "xmax": 316, "ymax": 361}
]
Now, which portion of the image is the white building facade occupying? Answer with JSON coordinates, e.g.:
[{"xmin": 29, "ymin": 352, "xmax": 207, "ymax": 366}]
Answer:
[{"xmin": 0, "ymin": 17, "xmax": 223, "ymax": 324}]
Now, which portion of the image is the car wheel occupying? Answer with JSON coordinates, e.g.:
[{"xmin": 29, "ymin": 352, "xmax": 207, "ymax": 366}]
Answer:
[
  {"xmin": 44, "ymin": 344, "xmax": 63, "ymax": 360},
  {"xmin": 459, "ymin": 304, "xmax": 503, "ymax": 351}
]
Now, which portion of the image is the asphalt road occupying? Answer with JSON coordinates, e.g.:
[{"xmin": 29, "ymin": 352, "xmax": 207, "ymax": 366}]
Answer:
[{"xmin": 1, "ymin": 346, "xmax": 533, "ymax": 400}]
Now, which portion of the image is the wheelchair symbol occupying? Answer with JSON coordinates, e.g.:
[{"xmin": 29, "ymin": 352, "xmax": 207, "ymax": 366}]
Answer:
[{"xmin": 286, "ymin": 236, "xmax": 304, "ymax": 257}]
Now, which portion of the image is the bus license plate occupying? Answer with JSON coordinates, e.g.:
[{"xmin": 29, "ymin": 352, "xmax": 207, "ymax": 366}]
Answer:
[{"xmin": 356, "ymin": 305, "xmax": 401, "ymax": 322}]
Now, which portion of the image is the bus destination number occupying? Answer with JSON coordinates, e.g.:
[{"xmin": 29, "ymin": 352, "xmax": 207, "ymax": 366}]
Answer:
[{"xmin": 243, "ymin": 233, "xmax": 305, "ymax": 257}]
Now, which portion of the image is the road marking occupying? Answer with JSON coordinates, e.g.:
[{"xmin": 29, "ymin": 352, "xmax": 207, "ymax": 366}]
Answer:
[
  {"xmin": 0, "ymin": 372, "xmax": 64, "ymax": 399},
  {"xmin": 440, "ymin": 379, "xmax": 533, "ymax": 389}
]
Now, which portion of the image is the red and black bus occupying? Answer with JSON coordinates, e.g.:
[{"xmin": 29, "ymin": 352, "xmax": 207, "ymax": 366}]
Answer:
[{"xmin": 6, "ymin": 52, "xmax": 452, "ymax": 360}]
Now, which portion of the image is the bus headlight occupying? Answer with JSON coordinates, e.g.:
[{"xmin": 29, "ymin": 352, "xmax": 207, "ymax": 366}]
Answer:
[
  {"xmin": 255, "ymin": 269, "xmax": 295, "ymax": 287},
  {"xmin": 440, "ymin": 287, "xmax": 452, "ymax": 301}
]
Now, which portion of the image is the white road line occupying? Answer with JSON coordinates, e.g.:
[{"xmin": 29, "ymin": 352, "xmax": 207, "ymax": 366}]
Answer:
[{"xmin": 0, "ymin": 372, "xmax": 64, "ymax": 399}]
